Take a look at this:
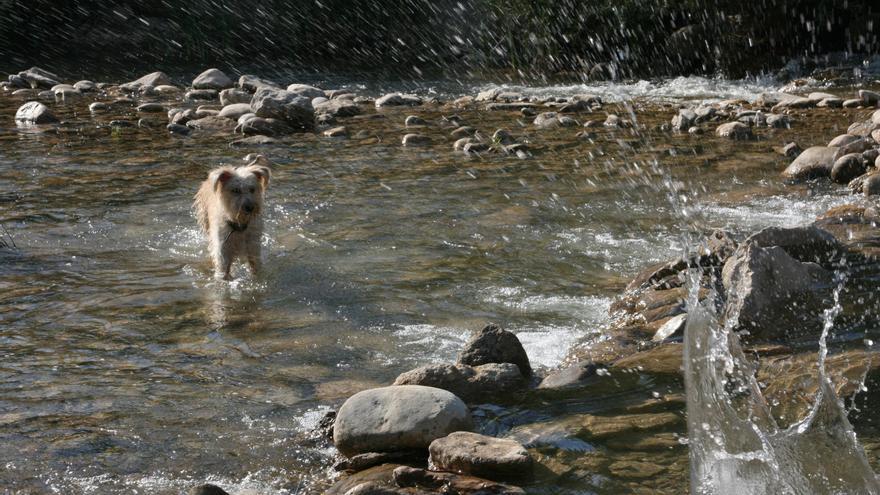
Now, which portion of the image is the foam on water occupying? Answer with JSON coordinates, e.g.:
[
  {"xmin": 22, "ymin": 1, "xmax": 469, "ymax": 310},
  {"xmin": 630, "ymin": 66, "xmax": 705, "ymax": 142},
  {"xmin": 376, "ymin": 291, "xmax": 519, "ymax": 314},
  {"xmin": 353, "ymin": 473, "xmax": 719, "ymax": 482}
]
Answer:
[{"xmin": 694, "ymin": 193, "xmax": 858, "ymax": 233}]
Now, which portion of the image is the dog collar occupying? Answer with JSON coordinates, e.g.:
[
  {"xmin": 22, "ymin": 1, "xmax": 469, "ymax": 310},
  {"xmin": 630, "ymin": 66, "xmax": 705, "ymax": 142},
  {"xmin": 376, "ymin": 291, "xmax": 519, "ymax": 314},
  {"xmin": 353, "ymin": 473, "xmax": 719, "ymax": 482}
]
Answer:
[{"xmin": 226, "ymin": 221, "xmax": 248, "ymax": 232}]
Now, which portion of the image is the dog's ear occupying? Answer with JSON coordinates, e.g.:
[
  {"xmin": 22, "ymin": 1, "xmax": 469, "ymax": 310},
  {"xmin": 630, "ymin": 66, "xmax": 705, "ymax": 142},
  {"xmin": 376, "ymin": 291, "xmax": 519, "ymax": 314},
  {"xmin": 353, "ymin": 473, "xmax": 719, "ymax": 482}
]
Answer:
[
  {"xmin": 210, "ymin": 168, "xmax": 234, "ymax": 191},
  {"xmin": 249, "ymin": 166, "xmax": 271, "ymax": 188}
]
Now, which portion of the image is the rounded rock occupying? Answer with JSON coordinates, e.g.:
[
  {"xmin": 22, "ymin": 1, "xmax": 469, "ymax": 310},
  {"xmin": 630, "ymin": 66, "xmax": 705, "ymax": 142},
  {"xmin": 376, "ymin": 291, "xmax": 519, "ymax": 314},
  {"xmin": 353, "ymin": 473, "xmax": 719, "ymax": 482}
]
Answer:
[
  {"xmin": 402, "ymin": 133, "xmax": 430, "ymax": 146},
  {"xmin": 405, "ymin": 115, "xmax": 427, "ymax": 127},
  {"xmin": 192, "ymin": 68, "xmax": 234, "ymax": 90},
  {"xmin": 14, "ymin": 101, "xmax": 58, "ymax": 124},
  {"xmin": 830, "ymin": 153, "xmax": 867, "ymax": 184},
  {"xmin": 457, "ymin": 323, "xmax": 531, "ymax": 377},
  {"xmin": 218, "ymin": 103, "xmax": 253, "ymax": 120},
  {"xmin": 715, "ymin": 121, "xmax": 752, "ymax": 139},
  {"xmin": 782, "ymin": 146, "xmax": 840, "ymax": 181}
]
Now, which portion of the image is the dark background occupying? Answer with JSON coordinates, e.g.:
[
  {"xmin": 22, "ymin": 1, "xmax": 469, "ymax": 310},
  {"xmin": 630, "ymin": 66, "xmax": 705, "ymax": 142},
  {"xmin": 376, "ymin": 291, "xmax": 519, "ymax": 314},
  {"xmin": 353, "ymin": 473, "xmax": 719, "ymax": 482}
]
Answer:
[{"xmin": 0, "ymin": 0, "xmax": 877, "ymax": 80}]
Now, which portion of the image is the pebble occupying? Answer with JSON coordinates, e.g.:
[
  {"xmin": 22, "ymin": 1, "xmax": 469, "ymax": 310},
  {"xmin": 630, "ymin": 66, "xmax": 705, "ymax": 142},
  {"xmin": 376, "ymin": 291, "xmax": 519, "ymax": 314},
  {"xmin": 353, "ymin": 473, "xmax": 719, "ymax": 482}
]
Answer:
[{"xmin": 405, "ymin": 115, "xmax": 427, "ymax": 127}]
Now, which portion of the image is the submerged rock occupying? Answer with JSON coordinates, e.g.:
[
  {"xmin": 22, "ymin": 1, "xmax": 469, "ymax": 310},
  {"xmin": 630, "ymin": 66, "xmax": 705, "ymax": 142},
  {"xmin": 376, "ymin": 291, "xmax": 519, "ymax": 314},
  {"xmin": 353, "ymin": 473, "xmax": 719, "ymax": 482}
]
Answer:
[
  {"xmin": 333, "ymin": 385, "xmax": 472, "ymax": 457},
  {"xmin": 14, "ymin": 101, "xmax": 58, "ymax": 124},
  {"xmin": 457, "ymin": 323, "xmax": 531, "ymax": 377},
  {"xmin": 428, "ymin": 432, "xmax": 532, "ymax": 480}
]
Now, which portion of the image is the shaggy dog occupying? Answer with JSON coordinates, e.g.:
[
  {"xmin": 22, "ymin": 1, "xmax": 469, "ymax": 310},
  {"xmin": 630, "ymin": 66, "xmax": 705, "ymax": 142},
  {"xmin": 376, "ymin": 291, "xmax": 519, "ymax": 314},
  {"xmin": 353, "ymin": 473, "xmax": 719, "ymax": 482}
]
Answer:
[{"xmin": 194, "ymin": 156, "xmax": 271, "ymax": 280}]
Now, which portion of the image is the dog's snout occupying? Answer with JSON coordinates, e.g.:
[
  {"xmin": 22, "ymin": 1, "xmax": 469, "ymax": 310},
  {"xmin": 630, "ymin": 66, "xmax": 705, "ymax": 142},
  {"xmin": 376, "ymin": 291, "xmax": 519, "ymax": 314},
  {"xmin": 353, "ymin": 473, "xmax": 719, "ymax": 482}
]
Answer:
[{"xmin": 242, "ymin": 200, "xmax": 255, "ymax": 213}]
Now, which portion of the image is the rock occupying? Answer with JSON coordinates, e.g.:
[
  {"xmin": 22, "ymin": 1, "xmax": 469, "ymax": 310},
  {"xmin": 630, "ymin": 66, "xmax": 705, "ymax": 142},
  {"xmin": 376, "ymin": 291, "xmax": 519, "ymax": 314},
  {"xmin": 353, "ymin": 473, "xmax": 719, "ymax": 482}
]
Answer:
[
  {"xmin": 136, "ymin": 102, "xmax": 164, "ymax": 113},
  {"xmin": 137, "ymin": 118, "xmax": 162, "ymax": 128},
  {"xmin": 756, "ymin": 92, "xmax": 803, "ymax": 108},
  {"xmin": 652, "ymin": 313, "xmax": 687, "ymax": 342},
  {"xmin": 721, "ymin": 243, "xmax": 833, "ymax": 341},
  {"xmin": 537, "ymin": 361, "xmax": 599, "ymax": 390},
  {"xmin": 671, "ymin": 108, "xmax": 696, "ymax": 130},
  {"xmin": 167, "ymin": 123, "xmax": 191, "ymax": 135},
  {"xmin": 859, "ymin": 90, "xmax": 880, "ymax": 106},
  {"xmin": 781, "ymin": 146, "xmax": 840, "ymax": 181},
  {"xmin": 219, "ymin": 88, "xmax": 252, "ymax": 106},
  {"xmin": 450, "ymin": 126, "xmax": 477, "ymax": 139},
  {"xmin": 73, "ymin": 80, "xmax": 96, "ymax": 92},
  {"xmin": 688, "ymin": 126, "xmax": 704, "ymax": 135},
  {"xmin": 251, "ymin": 87, "xmax": 314, "ymax": 131},
  {"xmin": 715, "ymin": 121, "xmax": 752, "ymax": 139},
  {"xmin": 864, "ymin": 174, "xmax": 880, "ymax": 195},
  {"xmin": 185, "ymin": 115, "xmax": 236, "ymax": 132},
  {"xmin": 830, "ymin": 153, "xmax": 867, "ymax": 184},
  {"xmin": 393, "ymin": 363, "xmax": 524, "ymax": 402},
  {"xmin": 285, "ymin": 83, "xmax": 324, "ymax": 99},
  {"xmin": 188, "ymin": 484, "xmax": 229, "ymax": 495},
  {"xmin": 457, "ymin": 323, "xmax": 531, "ymax": 377},
  {"xmin": 405, "ymin": 115, "xmax": 427, "ymax": 127},
  {"xmin": 154, "ymin": 85, "xmax": 181, "ymax": 95},
  {"xmin": 765, "ymin": 114, "xmax": 791, "ymax": 128},
  {"xmin": 612, "ymin": 343, "xmax": 683, "ymax": 375},
  {"xmin": 238, "ymin": 75, "xmax": 279, "ymax": 92},
  {"xmin": 314, "ymin": 98, "xmax": 361, "ymax": 118},
  {"xmin": 334, "ymin": 451, "xmax": 425, "ymax": 473},
  {"xmin": 392, "ymin": 466, "xmax": 525, "ymax": 495},
  {"xmin": 14, "ymin": 101, "xmax": 58, "ymax": 124},
  {"xmin": 485, "ymin": 102, "xmax": 540, "ymax": 112},
  {"xmin": 325, "ymin": 464, "xmax": 402, "ymax": 495},
  {"xmin": 475, "ymin": 88, "xmax": 501, "ymax": 102},
  {"xmin": 237, "ymin": 117, "xmax": 293, "ymax": 136},
  {"xmin": 781, "ymin": 142, "xmax": 802, "ymax": 158},
  {"xmin": 333, "ymin": 385, "xmax": 472, "ymax": 457},
  {"xmin": 218, "ymin": 103, "xmax": 253, "ymax": 120},
  {"xmin": 462, "ymin": 142, "xmax": 491, "ymax": 153},
  {"xmin": 428, "ymin": 432, "xmax": 531, "ymax": 480},
  {"xmin": 817, "ymin": 97, "xmax": 843, "ymax": 108},
  {"xmin": 230, "ymin": 135, "xmax": 277, "ymax": 147},
  {"xmin": 88, "ymin": 102, "xmax": 108, "ymax": 112},
  {"xmin": 192, "ymin": 68, "xmax": 233, "ymax": 90},
  {"xmin": 170, "ymin": 109, "xmax": 196, "ymax": 125},
  {"xmin": 324, "ymin": 126, "xmax": 348, "ymax": 138},
  {"xmin": 848, "ymin": 120, "xmax": 878, "ymax": 138},
  {"xmin": 492, "ymin": 129, "xmax": 514, "ymax": 145},
  {"xmin": 746, "ymin": 225, "xmax": 842, "ymax": 264},
  {"xmin": 828, "ymin": 134, "xmax": 859, "ymax": 148},
  {"xmin": 10, "ymin": 89, "xmax": 34, "ymax": 96},
  {"xmin": 843, "ymin": 98, "xmax": 862, "ymax": 108},
  {"xmin": 453, "ymin": 138, "xmax": 475, "ymax": 151},
  {"xmin": 533, "ymin": 112, "xmax": 562, "ymax": 128},
  {"xmin": 603, "ymin": 114, "xmax": 621, "ymax": 127},
  {"xmin": 559, "ymin": 115, "xmax": 578, "ymax": 127},
  {"xmin": 185, "ymin": 89, "xmax": 218, "ymax": 101},
  {"xmin": 375, "ymin": 93, "xmax": 422, "ymax": 107},
  {"xmin": 808, "ymin": 91, "xmax": 837, "ymax": 101},
  {"xmin": 402, "ymin": 134, "xmax": 430, "ymax": 146},
  {"xmin": 120, "ymin": 71, "xmax": 171, "ymax": 91},
  {"xmin": 6, "ymin": 74, "xmax": 28, "ymax": 88},
  {"xmin": 771, "ymin": 95, "xmax": 814, "ymax": 112},
  {"xmin": 18, "ymin": 67, "xmax": 60, "ymax": 88}
]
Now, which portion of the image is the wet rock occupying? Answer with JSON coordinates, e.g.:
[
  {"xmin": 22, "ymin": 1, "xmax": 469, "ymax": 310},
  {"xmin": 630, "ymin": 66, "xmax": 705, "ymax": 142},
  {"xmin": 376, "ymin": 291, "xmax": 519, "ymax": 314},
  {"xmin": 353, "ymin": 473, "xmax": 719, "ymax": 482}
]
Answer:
[
  {"xmin": 7, "ymin": 74, "xmax": 28, "ymax": 88},
  {"xmin": 485, "ymin": 102, "xmax": 540, "ymax": 112},
  {"xmin": 154, "ymin": 84, "xmax": 181, "ymax": 95},
  {"xmin": 765, "ymin": 114, "xmax": 791, "ymax": 128},
  {"xmin": 230, "ymin": 135, "xmax": 277, "ymax": 147},
  {"xmin": 843, "ymin": 98, "xmax": 862, "ymax": 108},
  {"xmin": 166, "ymin": 123, "xmax": 190, "ymax": 135},
  {"xmin": 848, "ymin": 120, "xmax": 878, "ymax": 138},
  {"xmin": 375, "ymin": 93, "xmax": 422, "ymax": 107},
  {"xmin": 120, "ymin": 71, "xmax": 171, "ymax": 91},
  {"xmin": 188, "ymin": 484, "xmax": 229, "ymax": 495},
  {"xmin": 237, "ymin": 117, "xmax": 293, "ymax": 136},
  {"xmin": 333, "ymin": 385, "xmax": 472, "ymax": 457},
  {"xmin": 612, "ymin": 343, "xmax": 683, "ymax": 375},
  {"xmin": 405, "ymin": 115, "xmax": 427, "ymax": 127},
  {"xmin": 314, "ymin": 98, "xmax": 361, "ymax": 118},
  {"xmin": 285, "ymin": 83, "xmax": 324, "ymax": 99},
  {"xmin": 670, "ymin": 108, "xmax": 696, "ymax": 131},
  {"xmin": 838, "ymin": 138, "xmax": 873, "ymax": 156},
  {"xmin": 559, "ymin": 115, "xmax": 579, "ymax": 127},
  {"xmin": 393, "ymin": 363, "xmax": 524, "ymax": 402},
  {"xmin": 402, "ymin": 133, "xmax": 430, "ymax": 146},
  {"xmin": 192, "ymin": 68, "xmax": 233, "ymax": 90},
  {"xmin": 756, "ymin": 92, "xmax": 802, "ymax": 108},
  {"xmin": 453, "ymin": 138, "xmax": 476, "ymax": 151},
  {"xmin": 324, "ymin": 126, "xmax": 348, "ymax": 138},
  {"xmin": 746, "ymin": 225, "xmax": 842, "ymax": 264},
  {"xmin": 18, "ymin": 67, "xmax": 61, "ymax": 88},
  {"xmin": 170, "ymin": 109, "xmax": 196, "ymax": 125},
  {"xmin": 492, "ymin": 129, "xmax": 514, "ymax": 145},
  {"xmin": 185, "ymin": 89, "xmax": 218, "ymax": 101},
  {"xmin": 73, "ymin": 80, "xmax": 96, "ymax": 92},
  {"xmin": 688, "ymin": 126, "xmax": 704, "ymax": 135},
  {"xmin": 828, "ymin": 134, "xmax": 860, "ymax": 148},
  {"xmin": 137, "ymin": 118, "xmax": 162, "ymax": 128},
  {"xmin": 334, "ymin": 451, "xmax": 426, "ymax": 473},
  {"xmin": 457, "ymin": 323, "xmax": 531, "ymax": 377},
  {"xmin": 392, "ymin": 466, "xmax": 525, "ymax": 495},
  {"xmin": 781, "ymin": 146, "xmax": 840, "ymax": 181},
  {"xmin": 238, "ymin": 75, "xmax": 279, "ymax": 92},
  {"xmin": 14, "ymin": 101, "xmax": 58, "ymax": 124},
  {"xmin": 608, "ymin": 460, "xmax": 666, "ymax": 479},
  {"xmin": 88, "ymin": 102, "xmax": 108, "ymax": 112},
  {"xmin": 10, "ymin": 89, "xmax": 34, "ymax": 96},
  {"xmin": 537, "ymin": 361, "xmax": 599, "ymax": 390},
  {"xmin": 218, "ymin": 103, "xmax": 253, "ymax": 120},
  {"xmin": 462, "ymin": 142, "xmax": 491, "ymax": 154},
  {"xmin": 721, "ymin": 242, "xmax": 833, "ymax": 341},
  {"xmin": 782, "ymin": 142, "xmax": 802, "ymax": 158},
  {"xmin": 817, "ymin": 97, "xmax": 843, "ymax": 108},
  {"xmin": 185, "ymin": 115, "xmax": 236, "ymax": 132},
  {"xmin": 450, "ymin": 126, "xmax": 477, "ymax": 139},
  {"xmin": 715, "ymin": 121, "xmax": 751, "ymax": 139},
  {"xmin": 652, "ymin": 313, "xmax": 687, "ymax": 342},
  {"xmin": 325, "ymin": 464, "xmax": 402, "ymax": 495},
  {"xmin": 219, "ymin": 88, "xmax": 252, "ymax": 106},
  {"xmin": 771, "ymin": 95, "xmax": 814, "ymax": 112},
  {"xmin": 428, "ymin": 432, "xmax": 531, "ymax": 480},
  {"xmin": 251, "ymin": 87, "xmax": 314, "ymax": 131},
  {"xmin": 830, "ymin": 153, "xmax": 867, "ymax": 184},
  {"xmin": 859, "ymin": 90, "xmax": 880, "ymax": 106},
  {"xmin": 855, "ymin": 173, "xmax": 880, "ymax": 196},
  {"xmin": 136, "ymin": 102, "xmax": 164, "ymax": 113}
]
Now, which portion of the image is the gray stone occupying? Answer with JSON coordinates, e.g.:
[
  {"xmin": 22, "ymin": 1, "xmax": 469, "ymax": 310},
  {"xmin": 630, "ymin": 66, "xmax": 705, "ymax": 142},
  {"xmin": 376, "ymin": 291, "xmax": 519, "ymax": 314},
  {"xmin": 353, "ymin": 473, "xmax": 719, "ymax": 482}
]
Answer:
[
  {"xmin": 492, "ymin": 129, "xmax": 514, "ymax": 145},
  {"xmin": 251, "ymin": 87, "xmax": 314, "ymax": 131},
  {"xmin": 830, "ymin": 153, "xmax": 867, "ymax": 184},
  {"xmin": 188, "ymin": 484, "xmax": 229, "ymax": 495},
  {"xmin": 428, "ymin": 432, "xmax": 532, "ymax": 480},
  {"xmin": 218, "ymin": 103, "xmax": 253, "ymax": 120},
  {"xmin": 450, "ymin": 126, "xmax": 477, "ymax": 138},
  {"xmin": 817, "ymin": 97, "xmax": 843, "ymax": 108},
  {"xmin": 375, "ymin": 93, "xmax": 422, "ymax": 107},
  {"xmin": 185, "ymin": 115, "xmax": 236, "ymax": 132},
  {"xmin": 136, "ymin": 102, "xmax": 164, "ymax": 113},
  {"xmin": 185, "ymin": 89, "xmax": 218, "ymax": 101},
  {"xmin": 864, "ymin": 174, "xmax": 880, "ymax": 196},
  {"xmin": 192, "ymin": 68, "xmax": 233, "ymax": 90},
  {"xmin": 671, "ymin": 108, "xmax": 696, "ymax": 130},
  {"xmin": 14, "ymin": 101, "xmax": 58, "ymax": 124},
  {"xmin": 314, "ymin": 98, "xmax": 361, "ymax": 118},
  {"xmin": 402, "ymin": 133, "xmax": 430, "ymax": 146},
  {"xmin": 716, "ymin": 121, "xmax": 752, "ymax": 139},
  {"xmin": 392, "ymin": 466, "xmax": 525, "ymax": 495},
  {"xmin": 533, "ymin": 112, "xmax": 561, "ymax": 128},
  {"xmin": 457, "ymin": 323, "xmax": 531, "ymax": 377},
  {"xmin": 781, "ymin": 146, "xmax": 840, "ymax": 181},
  {"xmin": 120, "ymin": 71, "xmax": 171, "ymax": 91},
  {"xmin": 843, "ymin": 98, "xmax": 862, "ymax": 108},
  {"xmin": 828, "ymin": 134, "xmax": 859, "ymax": 148},
  {"xmin": 73, "ymin": 80, "xmax": 96, "ymax": 92},
  {"xmin": 219, "ymin": 88, "xmax": 252, "ymax": 106},
  {"xmin": 238, "ymin": 74, "xmax": 279, "ymax": 92},
  {"xmin": 652, "ymin": 313, "xmax": 687, "ymax": 342},
  {"xmin": 88, "ymin": 102, "xmax": 108, "ymax": 112},
  {"xmin": 405, "ymin": 115, "xmax": 427, "ymax": 127},
  {"xmin": 166, "ymin": 123, "xmax": 191, "ymax": 135},
  {"xmin": 286, "ymin": 83, "xmax": 325, "ymax": 99},
  {"xmin": 859, "ymin": 90, "xmax": 880, "ymax": 106},
  {"xmin": 237, "ymin": 117, "xmax": 293, "ymax": 136},
  {"xmin": 18, "ymin": 67, "xmax": 60, "ymax": 89},
  {"xmin": 393, "ymin": 363, "xmax": 524, "ymax": 402},
  {"xmin": 230, "ymin": 135, "xmax": 277, "ymax": 147},
  {"xmin": 462, "ymin": 142, "xmax": 491, "ymax": 153},
  {"xmin": 765, "ymin": 114, "xmax": 791, "ymax": 128},
  {"xmin": 746, "ymin": 225, "xmax": 842, "ymax": 264},
  {"xmin": 537, "ymin": 361, "xmax": 599, "ymax": 390},
  {"xmin": 333, "ymin": 385, "xmax": 472, "ymax": 457},
  {"xmin": 7, "ymin": 74, "xmax": 28, "ymax": 88},
  {"xmin": 154, "ymin": 85, "xmax": 181, "ymax": 95},
  {"xmin": 453, "ymin": 137, "xmax": 475, "ymax": 151}
]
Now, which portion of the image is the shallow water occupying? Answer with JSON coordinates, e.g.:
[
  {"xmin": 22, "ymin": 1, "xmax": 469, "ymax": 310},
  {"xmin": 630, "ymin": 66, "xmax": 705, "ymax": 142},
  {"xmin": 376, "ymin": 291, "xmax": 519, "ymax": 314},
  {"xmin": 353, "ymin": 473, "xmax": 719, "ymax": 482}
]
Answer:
[{"xmin": 0, "ymin": 76, "xmax": 878, "ymax": 494}]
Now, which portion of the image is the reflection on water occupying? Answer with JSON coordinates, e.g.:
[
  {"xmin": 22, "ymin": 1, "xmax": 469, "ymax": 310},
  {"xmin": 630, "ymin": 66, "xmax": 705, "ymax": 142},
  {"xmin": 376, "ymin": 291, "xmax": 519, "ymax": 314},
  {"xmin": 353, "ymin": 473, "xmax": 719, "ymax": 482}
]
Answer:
[{"xmin": 0, "ymin": 77, "xmax": 875, "ymax": 493}]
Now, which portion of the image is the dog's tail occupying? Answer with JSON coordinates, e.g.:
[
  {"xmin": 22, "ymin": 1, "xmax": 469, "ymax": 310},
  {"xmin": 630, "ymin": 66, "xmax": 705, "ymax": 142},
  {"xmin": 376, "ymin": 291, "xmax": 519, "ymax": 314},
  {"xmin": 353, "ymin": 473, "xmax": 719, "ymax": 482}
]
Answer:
[{"xmin": 193, "ymin": 181, "xmax": 212, "ymax": 233}]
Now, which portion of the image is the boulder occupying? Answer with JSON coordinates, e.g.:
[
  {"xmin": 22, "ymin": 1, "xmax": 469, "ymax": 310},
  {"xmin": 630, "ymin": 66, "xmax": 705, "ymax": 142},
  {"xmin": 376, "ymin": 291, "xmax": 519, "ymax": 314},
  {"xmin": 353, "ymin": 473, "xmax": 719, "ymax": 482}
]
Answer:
[
  {"xmin": 192, "ymin": 68, "xmax": 233, "ymax": 90},
  {"xmin": 721, "ymin": 243, "xmax": 833, "ymax": 341},
  {"xmin": 218, "ymin": 103, "xmax": 253, "ymax": 120},
  {"xmin": 333, "ymin": 385, "xmax": 472, "ymax": 457},
  {"xmin": 286, "ymin": 83, "xmax": 325, "ymax": 99},
  {"xmin": 781, "ymin": 146, "xmax": 840, "ymax": 181},
  {"xmin": 14, "ymin": 101, "xmax": 58, "ymax": 124},
  {"xmin": 120, "ymin": 71, "xmax": 171, "ymax": 91},
  {"xmin": 314, "ymin": 98, "xmax": 361, "ymax": 117},
  {"xmin": 376, "ymin": 93, "xmax": 422, "ymax": 107},
  {"xmin": 830, "ymin": 153, "xmax": 867, "ymax": 184},
  {"xmin": 393, "ymin": 363, "xmax": 524, "ymax": 402},
  {"xmin": 537, "ymin": 361, "xmax": 599, "ymax": 390},
  {"xmin": 219, "ymin": 88, "xmax": 252, "ymax": 106},
  {"xmin": 715, "ymin": 121, "xmax": 751, "ymax": 139},
  {"xmin": 457, "ymin": 323, "xmax": 531, "ymax": 377},
  {"xmin": 428, "ymin": 432, "xmax": 532, "ymax": 480},
  {"xmin": 250, "ymin": 87, "xmax": 314, "ymax": 131}
]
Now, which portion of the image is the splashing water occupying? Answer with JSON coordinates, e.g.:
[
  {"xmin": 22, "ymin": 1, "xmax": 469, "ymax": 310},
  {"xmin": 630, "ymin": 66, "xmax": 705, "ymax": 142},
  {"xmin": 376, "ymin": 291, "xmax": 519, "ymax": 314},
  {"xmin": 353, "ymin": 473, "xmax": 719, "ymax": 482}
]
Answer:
[{"xmin": 684, "ymin": 266, "xmax": 880, "ymax": 494}]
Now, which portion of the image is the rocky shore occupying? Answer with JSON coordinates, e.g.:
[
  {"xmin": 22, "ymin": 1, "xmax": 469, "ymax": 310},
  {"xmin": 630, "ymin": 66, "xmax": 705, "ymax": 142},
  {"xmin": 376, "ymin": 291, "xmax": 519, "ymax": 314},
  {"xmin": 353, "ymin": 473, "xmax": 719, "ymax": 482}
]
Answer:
[{"xmin": 5, "ymin": 65, "xmax": 880, "ymax": 494}]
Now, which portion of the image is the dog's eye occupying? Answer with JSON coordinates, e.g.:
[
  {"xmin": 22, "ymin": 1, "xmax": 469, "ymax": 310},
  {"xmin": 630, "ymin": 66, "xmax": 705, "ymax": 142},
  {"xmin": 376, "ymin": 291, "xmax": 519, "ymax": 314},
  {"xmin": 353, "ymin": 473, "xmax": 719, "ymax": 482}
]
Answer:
[{"xmin": 231, "ymin": 187, "xmax": 242, "ymax": 194}]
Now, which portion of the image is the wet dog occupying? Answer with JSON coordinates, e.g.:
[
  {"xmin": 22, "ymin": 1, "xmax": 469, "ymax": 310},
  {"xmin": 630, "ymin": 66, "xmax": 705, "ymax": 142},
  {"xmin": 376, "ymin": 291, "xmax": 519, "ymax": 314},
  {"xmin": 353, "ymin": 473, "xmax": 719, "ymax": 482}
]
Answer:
[{"xmin": 194, "ymin": 156, "xmax": 271, "ymax": 280}]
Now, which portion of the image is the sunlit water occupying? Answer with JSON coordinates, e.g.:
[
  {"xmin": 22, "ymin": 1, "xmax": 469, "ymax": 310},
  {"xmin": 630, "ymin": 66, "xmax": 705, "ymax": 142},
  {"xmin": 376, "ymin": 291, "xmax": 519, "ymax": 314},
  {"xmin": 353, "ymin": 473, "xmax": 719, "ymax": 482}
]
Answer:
[{"xmin": 0, "ymin": 75, "xmax": 877, "ymax": 494}]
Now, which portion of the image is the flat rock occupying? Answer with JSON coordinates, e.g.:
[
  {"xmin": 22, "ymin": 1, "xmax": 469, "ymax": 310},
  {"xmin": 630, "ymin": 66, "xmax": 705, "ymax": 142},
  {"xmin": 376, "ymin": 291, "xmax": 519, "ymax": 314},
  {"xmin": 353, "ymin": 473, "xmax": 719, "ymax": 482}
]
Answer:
[
  {"xmin": 537, "ymin": 361, "xmax": 598, "ymax": 390},
  {"xmin": 185, "ymin": 115, "xmax": 236, "ymax": 132},
  {"xmin": 428, "ymin": 432, "xmax": 532, "ymax": 480},
  {"xmin": 333, "ymin": 385, "xmax": 472, "ymax": 457},
  {"xmin": 392, "ymin": 466, "xmax": 525, "ymax": 495},
  {"xmin": 120, "ymin": 71, "xmax": 171, "ymax": 91},
  {"xmin": 457, "ymin": 323, "xmax": 531, "ymax": 377},
  {"xmin": 393, "ymin": 363, "xmax": 524, "ymax": 402}
]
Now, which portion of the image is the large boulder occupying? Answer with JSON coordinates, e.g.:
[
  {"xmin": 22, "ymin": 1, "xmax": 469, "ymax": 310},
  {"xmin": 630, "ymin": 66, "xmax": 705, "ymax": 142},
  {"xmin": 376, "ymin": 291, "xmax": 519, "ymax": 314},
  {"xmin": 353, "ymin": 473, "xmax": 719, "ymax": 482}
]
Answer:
[
  {"xmin": 393, "ymin": 363, "xmax": 524, "ymax": 402},
  {"xmin": 250, "ymin": 87, "xmax": 314, "ymax": 131},
  {"xmin": 781, "ymin": 146, "xmax": 840, "ymax": 181},
  {"xmin": 721, "ymin": 243, "xmax": 833, "ymax": 341},
  {"xmin": 14, "ymin": 101, "xmax": 58, "ymax": 124},
  {"xmin": 120, "ymin": 71, "xmax": 172, "ymax": 91},
  {"xmin": 192, "ymin": 68, "xmax": 234, "ymax": 90},
  {"xmin": 457, "ymin": 324, "xmax": 531, "ymax": 377},
  {"xmin": 428, "ymin": 432, "xmax": 532, "ymax": 480},
  {"xmin": 333, "ymin": 385, "xmax": 472, "ymax": 457}
]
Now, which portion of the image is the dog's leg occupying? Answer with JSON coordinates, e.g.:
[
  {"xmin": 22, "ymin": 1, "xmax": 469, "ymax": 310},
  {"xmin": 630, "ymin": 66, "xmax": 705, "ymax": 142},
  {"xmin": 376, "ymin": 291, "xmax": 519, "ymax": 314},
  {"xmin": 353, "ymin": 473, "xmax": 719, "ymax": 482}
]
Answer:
[{"xmin": 246, "ymin": 231, "xmax": 262, "ymax": 276}]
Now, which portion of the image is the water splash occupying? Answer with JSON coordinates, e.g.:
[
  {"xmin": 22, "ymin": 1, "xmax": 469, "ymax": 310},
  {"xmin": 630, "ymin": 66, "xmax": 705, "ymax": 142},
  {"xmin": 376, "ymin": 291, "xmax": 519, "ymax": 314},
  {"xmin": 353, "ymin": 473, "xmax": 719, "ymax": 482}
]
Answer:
[{"xmin": 684, "ymin": 268, "xmax": 880, "ymax": 494}]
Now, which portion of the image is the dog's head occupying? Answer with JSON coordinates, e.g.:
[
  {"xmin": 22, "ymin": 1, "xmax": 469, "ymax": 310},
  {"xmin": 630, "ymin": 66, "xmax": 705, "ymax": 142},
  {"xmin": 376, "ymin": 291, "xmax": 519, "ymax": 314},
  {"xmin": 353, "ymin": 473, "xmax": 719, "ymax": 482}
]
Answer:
[{"xmin": 209, "ymin": 161, "xmax": 271, "ymax": 226}]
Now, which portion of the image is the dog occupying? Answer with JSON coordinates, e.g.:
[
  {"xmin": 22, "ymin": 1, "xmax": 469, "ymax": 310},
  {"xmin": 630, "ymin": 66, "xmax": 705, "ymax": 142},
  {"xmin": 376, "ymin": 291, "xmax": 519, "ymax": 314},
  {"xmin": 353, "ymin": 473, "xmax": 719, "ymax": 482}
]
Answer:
[{"xmin": 194, "ymin": 155, "xmax": 271, "ymax": 280}]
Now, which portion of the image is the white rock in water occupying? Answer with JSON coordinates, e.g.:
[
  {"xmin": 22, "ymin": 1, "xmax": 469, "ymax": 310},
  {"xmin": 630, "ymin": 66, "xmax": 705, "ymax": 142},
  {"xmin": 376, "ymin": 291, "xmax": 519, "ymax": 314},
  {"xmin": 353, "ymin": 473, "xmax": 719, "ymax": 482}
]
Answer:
[
  {"xmin": 120, "ymin": 71, "xmax": 172, "ymax": 91},
  {"xmin": 192, "ymin": 68, "xmax": 234, "ymax": 90},
  {"xmin": 15, "ymin": 101, "xmax": 58, "ymax": 124}
]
